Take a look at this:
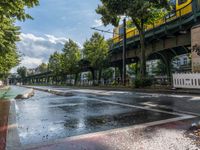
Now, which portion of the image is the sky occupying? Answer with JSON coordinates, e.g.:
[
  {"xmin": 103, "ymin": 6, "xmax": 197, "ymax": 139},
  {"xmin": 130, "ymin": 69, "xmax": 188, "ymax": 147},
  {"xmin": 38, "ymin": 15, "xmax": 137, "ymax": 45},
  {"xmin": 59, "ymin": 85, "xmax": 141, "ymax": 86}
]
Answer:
[{"xmin": 12, "ymin": 0, "xmax": 113, "ymax": 72}]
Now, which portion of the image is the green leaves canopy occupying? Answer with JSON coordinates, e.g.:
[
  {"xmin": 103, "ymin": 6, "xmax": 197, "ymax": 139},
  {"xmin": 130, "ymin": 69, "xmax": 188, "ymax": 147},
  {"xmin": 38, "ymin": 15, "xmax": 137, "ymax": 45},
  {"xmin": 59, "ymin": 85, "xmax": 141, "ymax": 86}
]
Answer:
[
  {"xmin": 48, "ymin": 52, "xmax": 63, "ymax": 76},
  {"xmin": 83, "ymin": 32, "xmax": 109, "ymax": 70},
  {"xmin": 0, "ymin": 0, "xmax": 39, "ymax": 21},
  {"xmin": 96, "ymin": 0, "xmax": 171, "ymax": 28},
  {"xmin": 38, "ymin": 63, "xmax": 48, "ymax": 73},
  {"xmin": 48, "ymin": 39, "xmax": 81, "ymax": 76},
  {"xmin": 17, "ymin": 66, "xmax": 27, "ymax": 78},
  {"xmin": 62, "ymin": 39, "xmax": 81, "ymax": 74},
  {"xmin": 0, "ymin": 0, "xmax": 39, "ymax": 78}
]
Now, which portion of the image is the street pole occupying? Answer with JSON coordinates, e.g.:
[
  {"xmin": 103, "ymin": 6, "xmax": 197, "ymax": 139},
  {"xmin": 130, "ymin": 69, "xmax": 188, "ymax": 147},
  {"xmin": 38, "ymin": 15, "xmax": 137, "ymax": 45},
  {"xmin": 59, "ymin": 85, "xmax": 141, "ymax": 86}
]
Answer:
[{"xmin": 122, "ymin": 18, "xmax": 127, "ymax": 86}]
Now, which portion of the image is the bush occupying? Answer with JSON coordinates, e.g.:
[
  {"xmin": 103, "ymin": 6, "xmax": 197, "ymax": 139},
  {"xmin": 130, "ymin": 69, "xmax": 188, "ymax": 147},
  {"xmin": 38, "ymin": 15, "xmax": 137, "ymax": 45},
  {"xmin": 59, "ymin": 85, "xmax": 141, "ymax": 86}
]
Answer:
[{"xmin": 134, "ymin": 78, "xmax": 153, "ymax": 88}]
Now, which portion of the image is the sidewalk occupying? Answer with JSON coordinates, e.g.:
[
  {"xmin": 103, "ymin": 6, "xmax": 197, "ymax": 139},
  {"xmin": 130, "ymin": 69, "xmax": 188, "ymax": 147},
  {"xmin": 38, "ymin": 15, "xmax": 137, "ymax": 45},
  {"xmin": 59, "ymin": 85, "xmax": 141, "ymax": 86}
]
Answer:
[
  {"xmin": 24, "ymin": 117, "xmax": 200, "ymax": 150},
  {"xmin": 0, "ymin": 100, "xmax": 10, "ymax": 150}
]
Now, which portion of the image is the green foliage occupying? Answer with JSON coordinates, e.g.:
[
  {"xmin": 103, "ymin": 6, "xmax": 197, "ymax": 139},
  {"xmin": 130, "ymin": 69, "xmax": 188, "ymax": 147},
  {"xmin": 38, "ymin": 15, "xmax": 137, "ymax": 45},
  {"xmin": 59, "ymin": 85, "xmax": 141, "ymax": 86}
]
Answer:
[
  {"xmin": 62, "ymin": 39, "xmax": 81, "ymax": 74},
  {"xmin": 48, "ymin": 52, "xmax": 63, "ymax": 76},
  {"xmin": 0, "ymin": 0, "xmax": 39, "ymax": 21},
  {"xmin": 38, "ymin": 63, "xmax": 48, "ymax": 73},
  {"xmin": 0, "ymin": 49, "xmax": 20, "ymax": 79},
  {"xmin": 127, "ymin": 63, "xmax": 138, "ymax": 76},
  {"xmin": 134, "ymin": 78, "xmax": 153, "ymax": 88},
  {"xmin": 102, "ymin": 68, "xmax": 114, "ymax": 80},
  {"xmin": 48, "ymin": 39, "xmax": 81, "ymax": 82},
  {"xmin": 0, "ymin": 0, "xmax": 39, "ymax": 77},
  {"xmin": 83, "ymin": 32, "xmax": 109, "ymax": 70},
  {"xmin": 17, "ymin": 66, "xmax": 27, "ymax": 78}
]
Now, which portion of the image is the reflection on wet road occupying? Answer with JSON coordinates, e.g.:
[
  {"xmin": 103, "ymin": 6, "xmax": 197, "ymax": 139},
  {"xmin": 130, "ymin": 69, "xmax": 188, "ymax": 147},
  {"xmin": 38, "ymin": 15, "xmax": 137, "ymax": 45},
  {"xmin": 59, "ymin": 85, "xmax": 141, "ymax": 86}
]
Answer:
[{"xmin": 15, "ymin": 86, "xmax": 180, "ymax": 146}]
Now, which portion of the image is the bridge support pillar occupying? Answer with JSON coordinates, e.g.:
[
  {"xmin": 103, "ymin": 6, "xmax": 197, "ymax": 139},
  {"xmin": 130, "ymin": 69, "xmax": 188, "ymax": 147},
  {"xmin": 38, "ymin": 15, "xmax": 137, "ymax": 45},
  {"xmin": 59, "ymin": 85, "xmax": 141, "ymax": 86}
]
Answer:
[
  {"xmin": 191, "ymin": 24, "xmax": 200, "ymax": 73},
  {"xmin": 158, "ymin": 53, "xmax": 173, "ymax": 83},
  {"xmin": 166, "ymin": 58, "xmax": 172, "ymax": 82}
]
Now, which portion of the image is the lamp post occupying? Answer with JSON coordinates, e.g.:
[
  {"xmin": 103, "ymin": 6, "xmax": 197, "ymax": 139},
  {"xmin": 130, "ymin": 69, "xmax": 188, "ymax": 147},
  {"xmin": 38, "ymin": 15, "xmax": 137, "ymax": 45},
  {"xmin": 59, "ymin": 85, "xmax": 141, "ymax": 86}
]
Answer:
[{"xmin": 122, "ymin": 18, "xmax": 127, "ymax": 86}]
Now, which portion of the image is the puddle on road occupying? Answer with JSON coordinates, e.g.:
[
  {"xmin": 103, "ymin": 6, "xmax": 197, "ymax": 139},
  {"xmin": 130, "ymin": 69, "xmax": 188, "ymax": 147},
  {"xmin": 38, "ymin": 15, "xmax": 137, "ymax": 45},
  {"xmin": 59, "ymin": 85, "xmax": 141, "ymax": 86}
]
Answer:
[{"xmin": 15, "ymin": 87, "xmax": 179, "ymax": 146}]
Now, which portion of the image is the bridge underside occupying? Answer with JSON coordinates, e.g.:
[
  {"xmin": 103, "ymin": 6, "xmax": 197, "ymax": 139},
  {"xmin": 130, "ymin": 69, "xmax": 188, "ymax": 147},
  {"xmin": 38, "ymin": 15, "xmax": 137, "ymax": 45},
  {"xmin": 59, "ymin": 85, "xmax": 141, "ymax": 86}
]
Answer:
[{"xmin": 111, "ymin": 32, "xmax": 191, "ymax": 66}]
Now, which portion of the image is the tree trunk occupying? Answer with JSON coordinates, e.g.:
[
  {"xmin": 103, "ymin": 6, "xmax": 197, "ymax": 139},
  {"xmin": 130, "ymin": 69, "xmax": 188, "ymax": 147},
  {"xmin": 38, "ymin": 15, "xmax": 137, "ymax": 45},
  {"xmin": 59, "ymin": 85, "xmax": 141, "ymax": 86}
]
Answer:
[
  {"xmin": 139, "ymin": 30, "xmax": 146, "ymax": 79},
  {"xmin": 74, "ymin": 73, "xmax": 78, "ymax": 85},
  {"xmin": 132, "ymin": 19, "xmax": 146, "ymax": 79},
  {"xmin": 98, "ymin": 69, "xmax": 102, "ymax": 85},
  {"xmin": 91, "ymin": 69, "xmax": 95, "ymax": 85},
  {"xmin": 135, "ymin": 61, "xmax": 139, "ymax": 77}
]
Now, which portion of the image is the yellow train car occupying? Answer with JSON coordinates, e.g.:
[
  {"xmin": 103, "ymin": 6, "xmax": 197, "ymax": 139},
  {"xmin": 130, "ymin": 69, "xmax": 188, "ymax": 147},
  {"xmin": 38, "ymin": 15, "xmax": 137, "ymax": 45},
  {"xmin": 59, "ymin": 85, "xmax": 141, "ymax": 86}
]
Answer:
[
  {"xmin": 177, "ymin": 0, "xmax": 192, "ymax": 16},
  {"xmin": 112, "ymin": 0, "xmax": 193, "ymax": 44}
]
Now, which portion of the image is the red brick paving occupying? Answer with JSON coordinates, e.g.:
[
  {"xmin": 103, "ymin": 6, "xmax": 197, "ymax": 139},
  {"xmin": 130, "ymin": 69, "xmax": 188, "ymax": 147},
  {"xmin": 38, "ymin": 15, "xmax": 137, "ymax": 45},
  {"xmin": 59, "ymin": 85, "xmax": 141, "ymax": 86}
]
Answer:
[{"xmin": 0, "ymin": 101, "xmax": 10, "ymax": 150}]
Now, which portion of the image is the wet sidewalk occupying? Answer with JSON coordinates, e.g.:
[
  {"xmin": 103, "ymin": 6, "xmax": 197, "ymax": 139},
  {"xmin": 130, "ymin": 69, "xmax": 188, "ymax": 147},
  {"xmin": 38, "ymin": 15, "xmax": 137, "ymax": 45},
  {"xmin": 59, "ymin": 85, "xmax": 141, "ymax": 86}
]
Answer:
[
  {"xmin": 24, "ymin": 117, "xmax": 200, "ymax": 150},
  {"xmin": 0, "ymin": 101, "xmax": 10, "ymax": 150}
]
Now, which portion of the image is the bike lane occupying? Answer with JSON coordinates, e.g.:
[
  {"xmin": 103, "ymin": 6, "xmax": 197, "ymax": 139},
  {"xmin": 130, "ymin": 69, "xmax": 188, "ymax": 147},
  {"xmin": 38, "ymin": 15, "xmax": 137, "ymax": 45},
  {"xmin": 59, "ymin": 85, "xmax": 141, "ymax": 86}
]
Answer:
[{"xmin": 0, "ymin": 101, "xmax": 10, "ymax": 150}]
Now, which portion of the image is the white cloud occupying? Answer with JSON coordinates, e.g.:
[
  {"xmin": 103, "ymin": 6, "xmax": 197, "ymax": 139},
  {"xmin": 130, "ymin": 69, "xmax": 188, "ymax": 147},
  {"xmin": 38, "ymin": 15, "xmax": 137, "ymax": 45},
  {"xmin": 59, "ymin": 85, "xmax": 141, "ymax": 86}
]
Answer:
[
  {"xmin": 20, "ymin": 33, "xmax": 45, "ymax": 42},
  {"xmin": 12, "ymin": 33, "xmax": 71, "ymax": 73},
  {"xmin": 45, "ymin": 34, "xmax": 67, "ymax": 45},
  {"xmin": 11, "ymin": 56, "xmax": 43, "ymax": 73},
  {"xmin": 17, "ymin": 33, "xmax": 68, "ymax": 60},
  {"xmin": 20, "ymin": 56, "xmax": 43, "ymax": 68}
]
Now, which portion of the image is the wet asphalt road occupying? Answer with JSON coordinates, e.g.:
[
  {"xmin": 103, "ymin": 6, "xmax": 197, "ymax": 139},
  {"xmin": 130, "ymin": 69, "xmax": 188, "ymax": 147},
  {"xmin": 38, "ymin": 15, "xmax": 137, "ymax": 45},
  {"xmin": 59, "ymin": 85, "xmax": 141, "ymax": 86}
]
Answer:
[
  {"xmin": 14, "ymin": 86, "xmax": 200, "ymax": 147},
  {"xmin": 30, "ymin": 86, "xmax": 200, "ymax": 115}
]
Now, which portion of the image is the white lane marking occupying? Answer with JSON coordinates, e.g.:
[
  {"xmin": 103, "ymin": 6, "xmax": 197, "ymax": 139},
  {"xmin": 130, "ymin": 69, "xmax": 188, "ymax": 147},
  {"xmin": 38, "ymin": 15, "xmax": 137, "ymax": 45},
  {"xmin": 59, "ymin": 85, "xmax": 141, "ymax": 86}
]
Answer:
[
  {"xmin": 85, "ymin": 98, "xmax": 195, "ymax": 117},
  {"xmin": 47, "ymin": 103, "xmax": 84, "ymax": 108},
  {"xmin": 141, "ymin": 102, "xmax": 200, "ymax": 116}
]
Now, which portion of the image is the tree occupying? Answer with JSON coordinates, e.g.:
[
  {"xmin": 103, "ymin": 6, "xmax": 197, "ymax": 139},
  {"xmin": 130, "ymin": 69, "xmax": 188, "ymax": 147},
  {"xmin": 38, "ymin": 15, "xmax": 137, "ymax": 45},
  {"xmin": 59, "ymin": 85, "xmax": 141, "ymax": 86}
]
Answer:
[
  {"xmin": 83, "ymin": 32, "xmax": 109, "ymax": 84},
  {"xmin": 0, "ymin": 0, "xmax": 39, "ymax": 52},
  {"xmin": 0, "ymin": 48, "xmax": 20, "ymax": 79},
  {"xmin": 48, "ymin": 52, "xmax": 63, "ymax": 76},
  {"xmin": 17, "ymin": 66, "xmax": 27, "ymax": 78},
  {"xmin": 62, "ymin": 39, "xmax": 81, "ymax": 85},
  {"xmin": 38, "ymin": 63, "xmax": 48, "ymax": 73},
  {"xmin": 0, "ymin": 0, "xmax": 39, "ymax": 77},
  {"xmin": 48, "ymin": 52, "xmax": 63, "ymax": 84},
  {"xmin": 96, "ymin": 0, "xmax": 171, "ymax": 79},
  {"xmin": 102, "ymin": 68, "xmax": 114, "ymax": 81}
]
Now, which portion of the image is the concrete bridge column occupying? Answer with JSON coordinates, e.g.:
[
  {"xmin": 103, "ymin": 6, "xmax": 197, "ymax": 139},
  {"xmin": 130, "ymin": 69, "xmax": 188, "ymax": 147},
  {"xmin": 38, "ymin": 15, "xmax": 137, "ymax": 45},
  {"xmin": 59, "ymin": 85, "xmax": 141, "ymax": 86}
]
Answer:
[{"xmin": 191, "ymin": 24, "xmax": 200, "ymax": 72}]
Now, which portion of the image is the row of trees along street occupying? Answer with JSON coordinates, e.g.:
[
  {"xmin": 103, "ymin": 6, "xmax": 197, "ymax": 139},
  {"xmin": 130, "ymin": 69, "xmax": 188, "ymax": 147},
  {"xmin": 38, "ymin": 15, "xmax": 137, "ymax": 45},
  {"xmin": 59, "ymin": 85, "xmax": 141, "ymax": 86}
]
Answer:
[{"xmin": 47, "ymin": 33, "xmax": 110, "ymax": 85}]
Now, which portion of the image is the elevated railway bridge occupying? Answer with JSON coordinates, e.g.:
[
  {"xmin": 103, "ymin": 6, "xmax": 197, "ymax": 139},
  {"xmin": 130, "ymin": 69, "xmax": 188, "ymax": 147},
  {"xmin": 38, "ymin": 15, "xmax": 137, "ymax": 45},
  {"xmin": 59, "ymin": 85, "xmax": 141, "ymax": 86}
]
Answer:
[{"xmin": 110, "ymin": 0, "xmax": 200, "ymax": 76}]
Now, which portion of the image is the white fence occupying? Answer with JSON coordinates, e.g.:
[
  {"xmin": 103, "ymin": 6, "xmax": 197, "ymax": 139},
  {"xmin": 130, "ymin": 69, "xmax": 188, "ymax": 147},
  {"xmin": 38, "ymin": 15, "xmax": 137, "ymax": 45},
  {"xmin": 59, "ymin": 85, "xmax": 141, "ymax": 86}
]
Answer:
[{"xmin": 173, "ymin": 73, "xmax": 200, "ymax": 89}]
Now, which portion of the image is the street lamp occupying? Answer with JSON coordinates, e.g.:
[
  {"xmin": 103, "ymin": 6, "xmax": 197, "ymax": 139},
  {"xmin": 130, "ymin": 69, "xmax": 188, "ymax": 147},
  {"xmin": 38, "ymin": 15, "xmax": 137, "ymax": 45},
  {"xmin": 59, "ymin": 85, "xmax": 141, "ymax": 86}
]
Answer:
[{"xmin": 122, "ymin": 18, "xmax": 127, "ymax": 86}]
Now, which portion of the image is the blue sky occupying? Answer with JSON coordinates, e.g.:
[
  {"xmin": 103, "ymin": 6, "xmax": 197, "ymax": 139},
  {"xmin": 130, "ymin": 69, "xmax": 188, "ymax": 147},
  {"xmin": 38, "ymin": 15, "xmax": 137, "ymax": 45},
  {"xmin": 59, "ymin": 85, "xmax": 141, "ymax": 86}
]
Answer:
[{"xmin": 13, "ymin": 0, "xmax": 113, "ymax": 71}]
